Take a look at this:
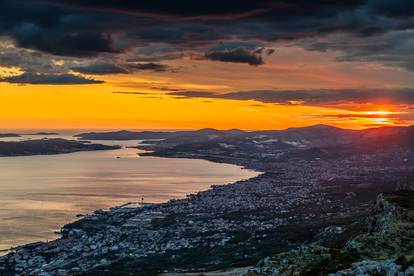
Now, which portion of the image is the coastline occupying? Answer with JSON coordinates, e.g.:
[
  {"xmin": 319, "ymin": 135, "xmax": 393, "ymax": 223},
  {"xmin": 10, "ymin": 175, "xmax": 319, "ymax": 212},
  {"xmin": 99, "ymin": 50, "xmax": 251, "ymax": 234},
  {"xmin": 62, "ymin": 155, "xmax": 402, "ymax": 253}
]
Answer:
[
  {"xmin": 0, "ymin": 142, "xmax": 369, "ymax": 275},
  {"xmin": 6, "ymin": 127, "xmax": 410, "ymax": 274},
  {"xmin": 0, "ymin": 147, "xmax": 260, "ymax": 256}
]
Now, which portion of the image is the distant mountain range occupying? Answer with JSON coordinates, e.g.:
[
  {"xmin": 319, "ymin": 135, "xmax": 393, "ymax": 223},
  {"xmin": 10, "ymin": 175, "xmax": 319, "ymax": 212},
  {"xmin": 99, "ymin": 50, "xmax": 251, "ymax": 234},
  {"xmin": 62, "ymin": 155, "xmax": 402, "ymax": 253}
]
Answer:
[
  {"xmin": 25, "ymin": 132, "xmax": 59, "ymax": 136},
  {"xmin": 75, "ymin": 130, "xmax": 185, "ymax": 140},
  {"xmin": 76, "ymin": 124, "xmax": 414, "ymax": 150}
]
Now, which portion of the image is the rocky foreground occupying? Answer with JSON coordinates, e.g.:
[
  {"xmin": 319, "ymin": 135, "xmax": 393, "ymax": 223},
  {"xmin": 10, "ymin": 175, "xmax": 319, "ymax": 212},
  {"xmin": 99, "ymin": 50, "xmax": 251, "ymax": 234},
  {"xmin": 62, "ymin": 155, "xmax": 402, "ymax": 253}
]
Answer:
[{"xmin": 246, "ymin": 191, "xmax": 414, "ymax": 275}]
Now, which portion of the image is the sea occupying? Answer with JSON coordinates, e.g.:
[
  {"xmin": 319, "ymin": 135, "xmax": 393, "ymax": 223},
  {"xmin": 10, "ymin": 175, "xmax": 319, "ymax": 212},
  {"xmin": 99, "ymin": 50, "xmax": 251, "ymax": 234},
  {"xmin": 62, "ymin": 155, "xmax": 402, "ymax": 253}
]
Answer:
[{"xmin": 0, "ymin": 131, "xmax": 258, "ymax": 253}]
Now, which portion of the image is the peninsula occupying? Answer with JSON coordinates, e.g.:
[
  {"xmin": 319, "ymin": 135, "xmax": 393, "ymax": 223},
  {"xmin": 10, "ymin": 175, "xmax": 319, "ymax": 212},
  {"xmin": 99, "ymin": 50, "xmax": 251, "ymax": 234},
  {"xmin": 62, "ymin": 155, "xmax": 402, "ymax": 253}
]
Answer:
[{"xmin": 0, "ymin": 138, "xmax": 120, "ymax": 157}]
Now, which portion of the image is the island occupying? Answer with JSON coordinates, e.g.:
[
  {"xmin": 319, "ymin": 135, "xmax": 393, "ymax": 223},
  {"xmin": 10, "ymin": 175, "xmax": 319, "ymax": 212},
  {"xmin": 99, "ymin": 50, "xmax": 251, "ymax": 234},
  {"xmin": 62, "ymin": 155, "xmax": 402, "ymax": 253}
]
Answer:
[
  {"xmin": 0, "ymin": 138, "xmax": 120, "ymax": 157},
  {"xmin": 0, "ymin": 133, "xmax": 21, "ymax": 138},
  {"xmin": 24, "ymin": 132, "xmax": 59, "ymax": 136},
  {"xmin": 1, "ymin": 125, "xmax": 414, "ymax": 275},
  {"xmin": 74, "ymin": 130, "xmax": 180, "ymax": 140}
]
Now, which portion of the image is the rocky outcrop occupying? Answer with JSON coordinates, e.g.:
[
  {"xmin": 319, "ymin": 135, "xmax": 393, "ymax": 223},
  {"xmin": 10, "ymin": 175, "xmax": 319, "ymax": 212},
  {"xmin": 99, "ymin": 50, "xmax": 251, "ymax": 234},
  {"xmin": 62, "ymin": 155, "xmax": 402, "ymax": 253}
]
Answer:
[
  {"xmin": 246, "ymin": 191, "xmax": 414, "ymax": 276},
  {"xmin": 330, "ymin": 260, "xmax": 414, "ymax": 276},
  {"xmin": 346, "ymin": 191, "xmax": 414, "ymax": 258}
]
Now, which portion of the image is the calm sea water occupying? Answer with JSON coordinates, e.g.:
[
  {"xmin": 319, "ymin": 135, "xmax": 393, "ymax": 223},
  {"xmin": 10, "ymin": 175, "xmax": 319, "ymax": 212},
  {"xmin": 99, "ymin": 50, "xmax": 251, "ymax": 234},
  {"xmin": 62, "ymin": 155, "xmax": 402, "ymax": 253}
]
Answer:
[{"xmin": 0, "ymin": 133, "xmax": 258, "ymax": 252}]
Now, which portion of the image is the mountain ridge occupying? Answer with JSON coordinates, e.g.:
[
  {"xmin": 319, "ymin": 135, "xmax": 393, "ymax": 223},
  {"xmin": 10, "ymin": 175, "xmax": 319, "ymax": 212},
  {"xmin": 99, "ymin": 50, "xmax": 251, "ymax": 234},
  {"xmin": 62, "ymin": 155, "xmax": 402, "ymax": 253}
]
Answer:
[{"xmin": 76, "ymin": 124, "xmax": 414, "ymax": 150}]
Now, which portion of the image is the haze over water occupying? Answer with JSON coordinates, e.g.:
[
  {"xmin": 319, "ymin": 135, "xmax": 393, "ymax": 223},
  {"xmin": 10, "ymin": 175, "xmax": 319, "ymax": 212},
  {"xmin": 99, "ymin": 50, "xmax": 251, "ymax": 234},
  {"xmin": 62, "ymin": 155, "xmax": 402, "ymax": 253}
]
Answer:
[{"xmin": 0, "ymin": 133, "xmax": 258, "ymax": 252}]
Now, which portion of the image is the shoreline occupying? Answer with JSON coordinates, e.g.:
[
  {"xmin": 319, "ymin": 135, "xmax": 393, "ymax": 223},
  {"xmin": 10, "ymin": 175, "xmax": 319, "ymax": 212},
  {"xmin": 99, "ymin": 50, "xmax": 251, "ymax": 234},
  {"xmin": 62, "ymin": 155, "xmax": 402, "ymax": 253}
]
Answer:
[
  {"xmin": 1, "ymin": 137, "xmax": 389, "ymax": 275},
  {"xmin": 1, "ymin": 149, "xmax": 260, "ymax": 255}
]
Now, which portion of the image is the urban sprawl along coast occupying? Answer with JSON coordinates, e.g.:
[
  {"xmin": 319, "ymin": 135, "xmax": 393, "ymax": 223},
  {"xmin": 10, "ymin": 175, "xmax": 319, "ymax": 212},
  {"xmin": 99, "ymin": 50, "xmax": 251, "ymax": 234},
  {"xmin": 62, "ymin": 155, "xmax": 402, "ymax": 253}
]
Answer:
[{"xmin": 2, "ymin": 126, "xmax": 414, "ymax": 275}]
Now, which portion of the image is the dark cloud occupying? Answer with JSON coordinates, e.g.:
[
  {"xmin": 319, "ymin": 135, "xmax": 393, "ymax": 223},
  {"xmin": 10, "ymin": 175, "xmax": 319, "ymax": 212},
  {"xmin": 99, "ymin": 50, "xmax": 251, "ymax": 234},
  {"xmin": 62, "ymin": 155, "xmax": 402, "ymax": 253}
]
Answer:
[
  {"xmin": 0, "ymin": 0, "xmax": 121, "ymax": 57},
  {"xmin": 128, "ymin": 43, "xmax": 182, "ymax": 62},
  {"xmin": 173, "ymin": 91, "xmax": 216, "ymax": 98},
  {"xmin": 113, "ymin": 91, "xmax": 163, "ymax": 95},
  {"xmin": 59, "ymin": 60, "xmax": 172, "ymax": 75},
  {"xmin": 0, "ymin": 0, "xmax": 414, "ymax": 70},
  {"xmin": 27, "ymin": 0, "xmax": 283, "ymax": 19},
  {"xmin": 203, "ymin": 42, "xmax": 273, "ymax": 65},
  {"xmin": 172, "ymin": 89, "xmax": 414, "ymax": 106},
  {"xmin": 368, "ymin": 0, "xmax": 414, "ymax": 18},
  {"xmin": 205, "ymin": 48, "xmax": 264, "ymax": 66},
  {"xmin": 1, "ymin": 72, "xmax": 103, "ymax": 84},
  {"xmin": 12, "ymin": 26, "xmax": 118, "ymax": 58},
  {"xmin": 127, "ymin": 62, "xmax": 171, "ymax": 72},
  {"xmin": 250, "ymin": 104, "xmax": 265, "ymax": 107},
  {"xmin": 0, "ymin": 42, "xmax": 66, "ymax": 73},
  {"xmin": 150, "ymin": 86, "xmax": 181, "ymax": 92},
  {"xmin": 70, "ymin": 63, "xmax": 128, "ymax": 75},
  {"xmin": 301, "ymin": 30, "xmax": 414, "ymax": 72}
]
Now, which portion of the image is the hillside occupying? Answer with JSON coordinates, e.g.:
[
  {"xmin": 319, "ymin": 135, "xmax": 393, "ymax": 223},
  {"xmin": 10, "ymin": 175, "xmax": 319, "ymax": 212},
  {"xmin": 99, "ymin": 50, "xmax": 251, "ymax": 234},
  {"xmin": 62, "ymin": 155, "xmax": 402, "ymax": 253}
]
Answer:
[
  {"xmin": 246, "ymin": 191, "xmax": 414, "ymax": 275},
  {"xmin": 77, "ymin": 125, "xmax": 414, "ymax": 151}
]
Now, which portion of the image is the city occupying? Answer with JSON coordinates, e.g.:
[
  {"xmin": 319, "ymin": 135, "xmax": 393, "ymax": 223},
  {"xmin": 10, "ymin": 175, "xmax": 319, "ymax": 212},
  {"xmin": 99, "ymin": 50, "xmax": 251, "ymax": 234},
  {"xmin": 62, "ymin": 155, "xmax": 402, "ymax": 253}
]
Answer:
[{"xmin": 2, "ymin": 126, "xmax": 414, "ymax": 275}]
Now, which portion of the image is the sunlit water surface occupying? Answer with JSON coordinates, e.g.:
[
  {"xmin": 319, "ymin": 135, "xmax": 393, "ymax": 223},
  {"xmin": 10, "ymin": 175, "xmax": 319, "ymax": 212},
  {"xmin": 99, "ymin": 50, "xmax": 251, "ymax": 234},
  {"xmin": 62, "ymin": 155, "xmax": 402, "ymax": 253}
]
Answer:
[{"xmin": 0, "ymin": 134, "xmax": 258, "ymax": 252}]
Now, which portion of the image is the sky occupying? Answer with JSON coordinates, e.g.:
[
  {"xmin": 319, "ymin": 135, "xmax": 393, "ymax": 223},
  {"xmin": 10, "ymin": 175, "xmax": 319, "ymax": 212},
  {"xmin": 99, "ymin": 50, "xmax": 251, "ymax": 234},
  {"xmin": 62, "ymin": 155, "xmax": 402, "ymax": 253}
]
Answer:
[{"xmin": 1, "ymin": 0, "xmax": 414, "ymax": 130}]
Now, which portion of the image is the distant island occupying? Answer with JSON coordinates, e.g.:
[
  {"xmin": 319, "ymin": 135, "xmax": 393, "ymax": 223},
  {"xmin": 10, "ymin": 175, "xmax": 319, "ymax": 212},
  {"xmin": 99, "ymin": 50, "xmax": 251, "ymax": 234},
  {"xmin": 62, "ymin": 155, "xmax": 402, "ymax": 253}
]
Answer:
[
  {"xmin": 0, "ymin": 138, "xmax": 120, "ymax": 157},
  {"xmin": 24, "ymin": 132, "xmax": 59, "ymax": 136},
  {"xmin": 0, "ymin": 133, "xmax": 21, "ymax": 138},
  {"xmin": 74, "ymin": 129, "xmax": 225, "ymax": 140}
]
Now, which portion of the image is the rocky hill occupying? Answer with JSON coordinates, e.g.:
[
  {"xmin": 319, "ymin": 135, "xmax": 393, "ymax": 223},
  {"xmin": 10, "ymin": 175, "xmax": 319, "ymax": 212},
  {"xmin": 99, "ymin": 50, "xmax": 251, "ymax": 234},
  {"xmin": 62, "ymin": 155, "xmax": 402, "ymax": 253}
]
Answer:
[{"xmin": 245, "ymin": 191, "xmax": 414, "ymax": 275}]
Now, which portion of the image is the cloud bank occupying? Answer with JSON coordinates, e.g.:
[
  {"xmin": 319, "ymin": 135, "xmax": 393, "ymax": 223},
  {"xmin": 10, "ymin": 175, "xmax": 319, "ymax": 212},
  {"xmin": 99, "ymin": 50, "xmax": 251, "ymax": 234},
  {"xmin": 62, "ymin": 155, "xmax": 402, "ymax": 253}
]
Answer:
[
  {"xmin": 1, "ymin": 0, "xmax": 414, "ymax": 85},
  {"xmin": 172, "ymin": 89, "xmax": 414, "ymax": 106}
]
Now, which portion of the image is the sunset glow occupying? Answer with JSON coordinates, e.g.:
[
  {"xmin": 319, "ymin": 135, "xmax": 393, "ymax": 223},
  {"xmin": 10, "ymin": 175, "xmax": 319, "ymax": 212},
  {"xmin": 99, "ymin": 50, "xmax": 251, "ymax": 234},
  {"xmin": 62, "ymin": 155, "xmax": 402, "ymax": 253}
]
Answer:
[
  {"xmin": 2, "ymin": 2, "xmax": 414, "ymax": 274},
  {"xmin": 0, "ymin": 81, "xmax": 412, "ymax": 130},
  {"xmin": 0, "ymin": 2, "xmax": 414, "ymax": 130}
]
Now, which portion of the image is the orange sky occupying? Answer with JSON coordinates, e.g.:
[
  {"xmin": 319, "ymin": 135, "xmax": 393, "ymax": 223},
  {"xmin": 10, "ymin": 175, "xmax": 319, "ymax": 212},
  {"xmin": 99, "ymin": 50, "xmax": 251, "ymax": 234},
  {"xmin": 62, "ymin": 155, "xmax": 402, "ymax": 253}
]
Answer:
[{"xmin": 1, "ymin": 46, "xmax": 413, "ymax": 130}]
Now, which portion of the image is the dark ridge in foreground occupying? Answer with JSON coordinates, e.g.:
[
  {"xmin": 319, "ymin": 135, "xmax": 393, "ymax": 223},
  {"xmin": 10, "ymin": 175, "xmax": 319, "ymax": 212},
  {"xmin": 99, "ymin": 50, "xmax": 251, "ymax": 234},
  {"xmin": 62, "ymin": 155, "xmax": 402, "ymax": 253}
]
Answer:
[
  {"xmin": 0, "ymin": 138, "xmax": 120, "ymax": 157},
  {"xmin": 246, "ymin": 191, "xmax": 414, "ymax": 275}
]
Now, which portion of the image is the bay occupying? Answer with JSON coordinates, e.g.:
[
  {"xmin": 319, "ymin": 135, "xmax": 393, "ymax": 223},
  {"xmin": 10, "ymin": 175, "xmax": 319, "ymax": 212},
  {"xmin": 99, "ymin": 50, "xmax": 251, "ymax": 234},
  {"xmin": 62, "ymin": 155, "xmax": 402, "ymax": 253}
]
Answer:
[{"xmin": 0, "ymin": 134, "xmax": 258, "ymax": 252}]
